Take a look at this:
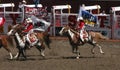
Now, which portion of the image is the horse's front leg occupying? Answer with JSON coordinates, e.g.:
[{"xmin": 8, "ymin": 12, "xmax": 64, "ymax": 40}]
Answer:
[
  {"xmin": 36, "ymin": 46, "xmax": 45, "ymax": 57},
  {"xmin": 14, "ymin": 51, "xmax": 27, "ymax": 60},
  {"xmin": 72, "ymin": 45, "xmax": 80, "ymax": 59},
  {"xmin": 40, "ymin": 48, "xmax": 45, "ymax": 57},
  {"xmin": 20, "ymin": 49, "xmax": 27, "ymax": 59},
  {"xmin": 14, "ymin": 46, "xmax": 27, "ymax": 60},
  {"xmin": 75, "ymin": 46, "xmax": 80, "ymax": 59},
  {"xmin": 9, "ymin": 52, "xmax": 13, "ymax": 59},
  {"xmin": 4, "ymin": 46, "xmax": 13, "ymax": 59}
]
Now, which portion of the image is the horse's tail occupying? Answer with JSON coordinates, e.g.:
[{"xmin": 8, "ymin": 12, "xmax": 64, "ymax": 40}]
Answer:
[
  {"xmin": 89, "ymin": 31, "xmax": 109, "ymax": 40},
  {"xmin": 98, "ymin": 33, "xmax": 109, "ymax": 40}
]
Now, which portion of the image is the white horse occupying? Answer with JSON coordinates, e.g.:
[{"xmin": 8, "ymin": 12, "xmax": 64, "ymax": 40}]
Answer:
[{"xmin": 59, "ymin": 25, "xmax": 108, "ymax": 59}]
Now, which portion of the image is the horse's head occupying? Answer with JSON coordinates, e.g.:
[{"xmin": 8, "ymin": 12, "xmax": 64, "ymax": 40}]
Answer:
[
  {"xmin": 59, "ymin": 25, "xmax": 70, "ymax": 35},
  {"xmin": 7, "ymin": 24, "xmax": 25, "ymax": 36}
]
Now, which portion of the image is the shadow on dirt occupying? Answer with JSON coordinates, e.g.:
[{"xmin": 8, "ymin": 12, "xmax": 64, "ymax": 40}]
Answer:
[
  {"xmin": 62, "ymin": 56, "xmax": 97, "ymax": 59},
  {"xmin": 6, "ymin": 55, "xmax": 102, "ymax": 61}
]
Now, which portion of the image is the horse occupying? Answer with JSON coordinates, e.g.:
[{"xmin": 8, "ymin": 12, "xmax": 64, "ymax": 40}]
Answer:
[
  {"xmin": 7, "ymin": 24, "xmax": 51, "ymax": 60},
  {"xmin": 0, "ymin": 34, "xmax": 16, "ymax": 59},
  {"xmin": 59, "ymin": 25, "xmax": 109, "ymax": 59}
]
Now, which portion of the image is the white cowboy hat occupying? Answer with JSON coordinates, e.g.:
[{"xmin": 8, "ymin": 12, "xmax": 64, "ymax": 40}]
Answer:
[
  {"xmin": 22, "ymin": 0, "xmax": 27, "ymax": 3},
  {"xmin": 79, "ymin": 17, "xmax": 83, "ymax": 20},
  {"xmin": 77, "ymin": 17, "xmax": 83, "ymax": 21},
  {"xmin": 26, "ymin": 18, "xmax": 32, "ymax": 23}
]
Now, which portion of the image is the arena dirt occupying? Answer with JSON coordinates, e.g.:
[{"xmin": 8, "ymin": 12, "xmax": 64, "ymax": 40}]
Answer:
[{"xmin": 0, "ymin": 37, "xmax": 120, "ymax": 70}]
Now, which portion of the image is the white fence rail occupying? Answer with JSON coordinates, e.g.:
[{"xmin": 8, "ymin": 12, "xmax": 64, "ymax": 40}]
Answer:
[{"xmin": 1, "ymin": 3, "xmax": 120, "ymax": 39}]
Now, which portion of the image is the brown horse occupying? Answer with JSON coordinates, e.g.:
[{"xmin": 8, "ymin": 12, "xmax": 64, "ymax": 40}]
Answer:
[
  {"xmin": 59, "ymin": 25, "xmax": 109, "ymax": 59},
  {"xmin": 0, "ymin": 33, "xmax": 17, "ymax": 59},
  {"xmin": 7, "ymin": 24, "xmax": 51, "ymax": 60}
]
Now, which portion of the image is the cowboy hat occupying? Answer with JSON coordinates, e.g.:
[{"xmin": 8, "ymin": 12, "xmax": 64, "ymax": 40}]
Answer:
[{"xmin": 77, "ymin": 17, "xmax": 83, "ymax": 21}]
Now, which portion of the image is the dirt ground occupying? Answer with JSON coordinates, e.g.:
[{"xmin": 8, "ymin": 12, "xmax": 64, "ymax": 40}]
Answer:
[{"xmin": 0, "ymin": 37, "xmax": 120, "ymax": 70}]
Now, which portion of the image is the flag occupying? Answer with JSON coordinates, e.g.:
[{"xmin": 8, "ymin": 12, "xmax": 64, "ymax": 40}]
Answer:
[
  {"xmin": 30, "ymin": 15, "xmax": 51, "ymax": 31},
  {"xmin": 78, "ymin": 7, "xmax": 97, "ymax": 27}
]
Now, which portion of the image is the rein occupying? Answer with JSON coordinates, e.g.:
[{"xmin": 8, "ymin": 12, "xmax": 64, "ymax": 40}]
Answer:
[{"xmin": 70, "ymin": 28, "xmax": 78, "ymax": 35}]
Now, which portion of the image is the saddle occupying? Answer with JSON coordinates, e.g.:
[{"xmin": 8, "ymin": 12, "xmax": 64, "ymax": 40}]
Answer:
[{"xmin": 70, "ymin": 28, "xmax": 88, "ymax": 39}]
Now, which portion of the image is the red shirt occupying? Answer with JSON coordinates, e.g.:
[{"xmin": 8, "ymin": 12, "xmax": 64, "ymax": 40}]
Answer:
[
  {"xmin": 77, "ymin": 21, "xmax": 85, "ymax": 29},
  {"xmin": 23, "ymin": 23, "xmax": 33, "ymax": 32}
]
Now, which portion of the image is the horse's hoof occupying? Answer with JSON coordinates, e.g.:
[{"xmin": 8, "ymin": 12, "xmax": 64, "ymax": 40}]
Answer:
[
  {"xmin": 24, "ymin": 57, "xmax": 27, "ymax": 60},
  {"xmin": 92, "ymin": 52, "xmax": 95, "ymax": 54},
  {"xmin": 40, "ymin": 55, "xmax": 45, "ymax": 59},
  {"xmin": 91, "ymin": 51, "xmax": 95, "ymax": 54},
  {"xmin": 42, "ymin": 56, "xmax": 45, "ymax": 59},
  {"xmin": 41, "ymin": 55, "xmax": 45, "ymax": 57},
  {"xmin": 8, "ymin": 58, "xmax": 13, "ymax": 60},
  {"xmin": 76, "ymin": 56, "xmax": 80, "ymax": 59},
  {"xmin": 14, "ymin": 56, "xmax": 18, "ymax": 59},
  {"xmin": 101, "ymin": 52, "xmax": 105, "ymax": 54},
  {"xmin": 41, "ymin": 53, "xmax": 45, "ymax": 57}
]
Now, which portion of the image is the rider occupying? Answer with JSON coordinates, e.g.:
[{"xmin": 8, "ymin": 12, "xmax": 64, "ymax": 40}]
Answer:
[
  {"xmin": 23, "ymin": 18, "xmax": 34, "ymax": 33},
  {"xmin": 68, "ymin": 15, "xmax": 82, "ymax": 44},
  {"xmin": 23, "ymin": 16, "xmax": 47, "ymax": 33},
  {"xmin": 22, "ymin": 18, "xmax": 39, "ymax": 48},
  {"xmin": 77, "ymin": 16, "xmax": 86, "ymax": 43},
  {"xmin": 68, "ymin": 15, "xmax": 77, "ymax": 30}
]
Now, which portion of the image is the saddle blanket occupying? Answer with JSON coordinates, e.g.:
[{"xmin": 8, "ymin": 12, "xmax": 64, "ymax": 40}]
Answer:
[{"xmin": 26, "ymin": 33, "xmax": 41, "ymax": 46}]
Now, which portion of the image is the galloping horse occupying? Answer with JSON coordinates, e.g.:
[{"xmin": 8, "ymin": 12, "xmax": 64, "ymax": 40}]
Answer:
[
  {"xmin": 59, "ymin": 25, "xmax": 108, "ymax": 59},
  {"xmin": 7, "ymin": 24, "xmax": 51, "ymax": 60},
  {"xmin": 0, "ymin": 17, "xmax": 16, "ymax": 59},
  {"xmin": 0, "ymin": 34, "xmax": 15, "ymax": 59}
]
